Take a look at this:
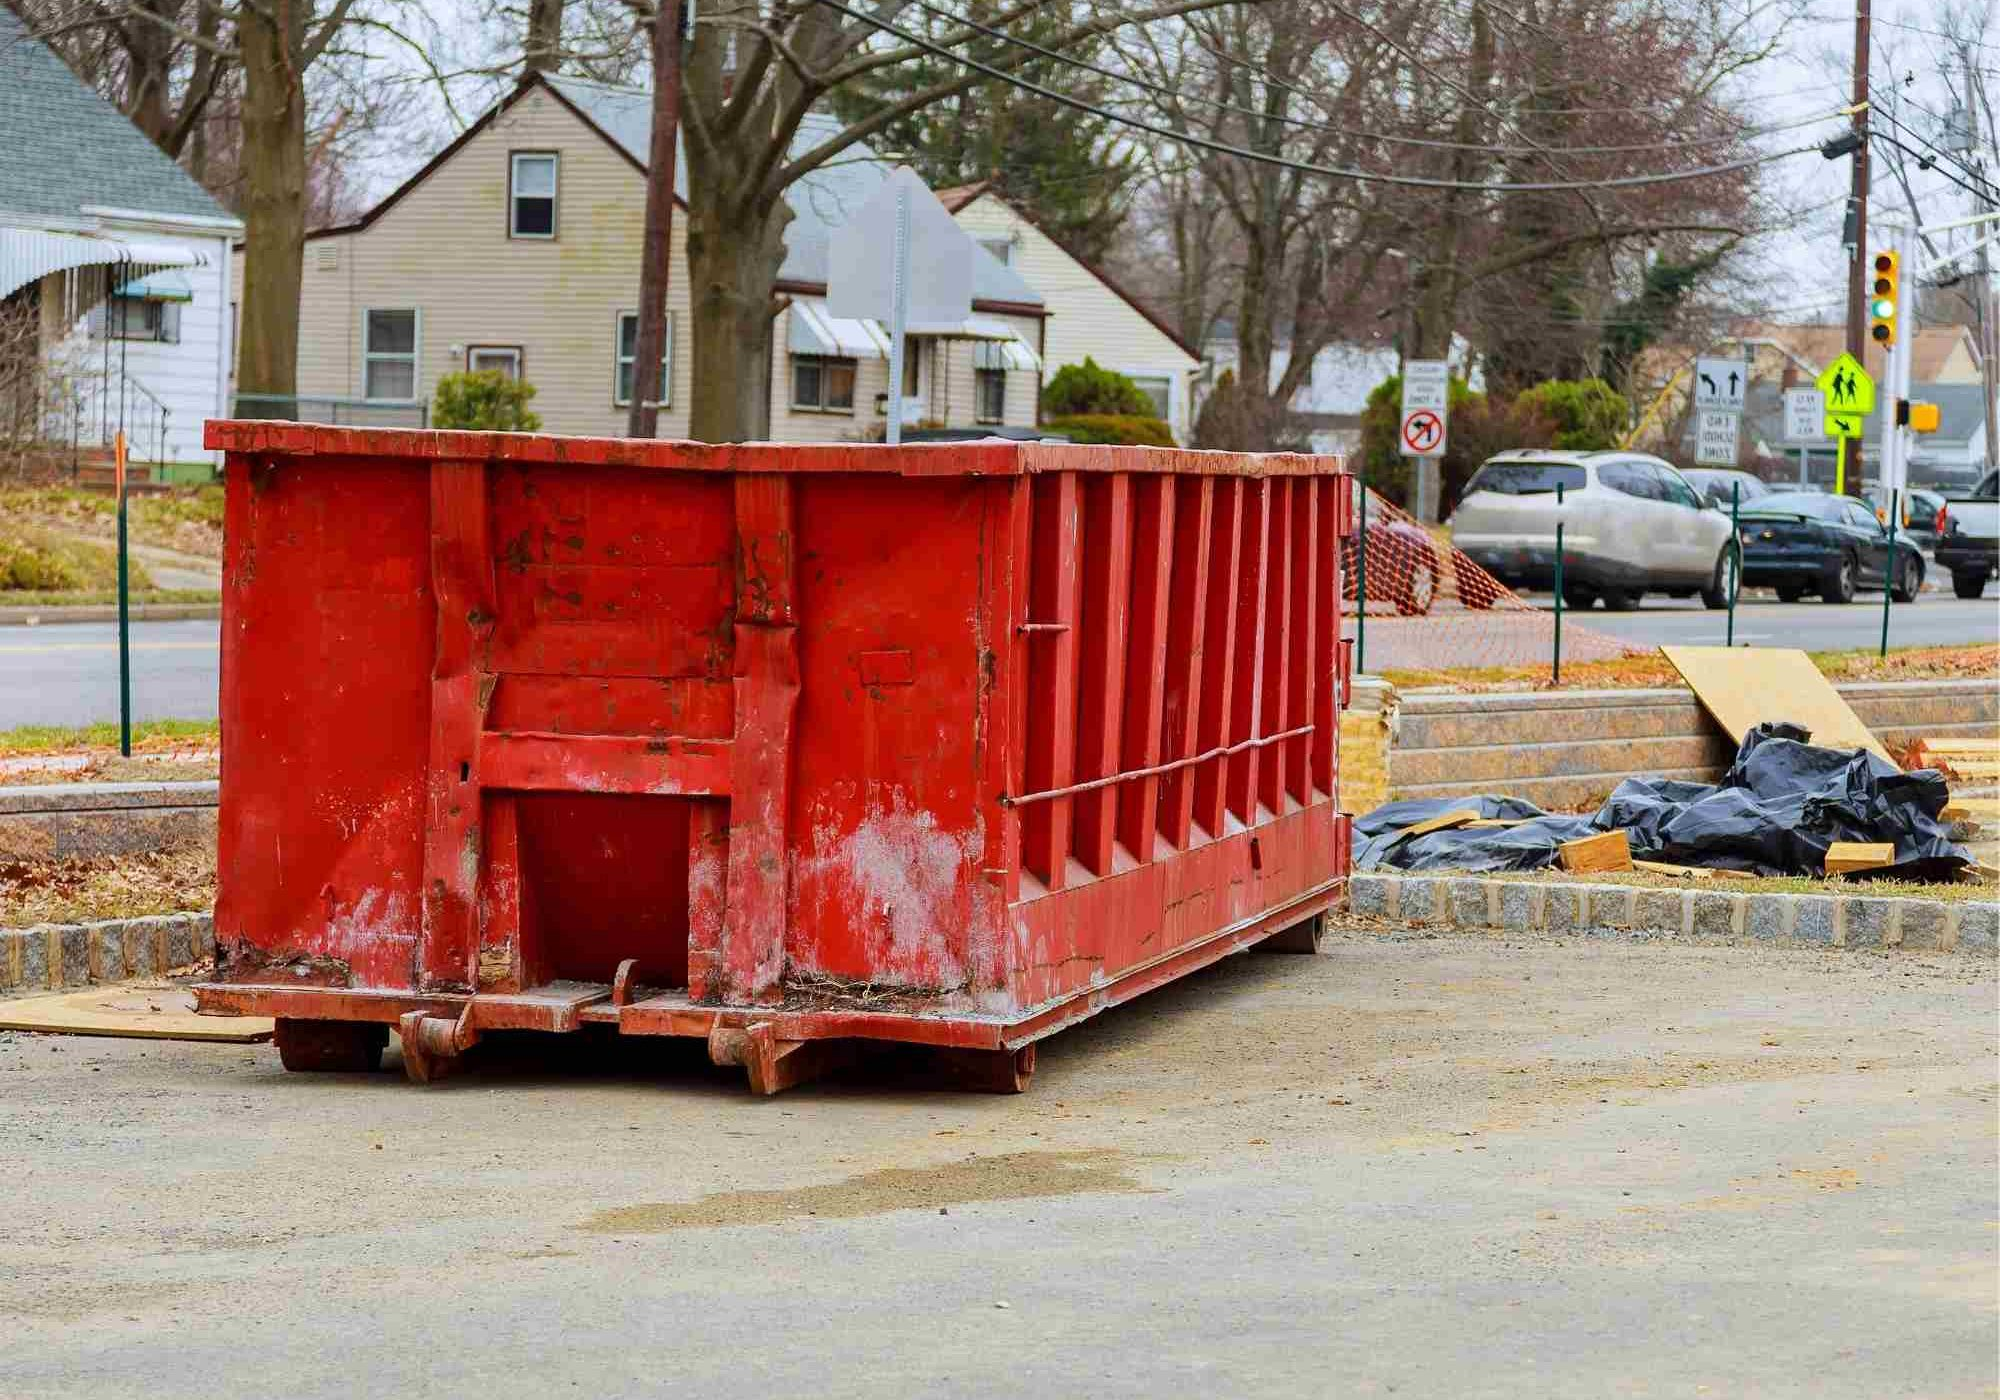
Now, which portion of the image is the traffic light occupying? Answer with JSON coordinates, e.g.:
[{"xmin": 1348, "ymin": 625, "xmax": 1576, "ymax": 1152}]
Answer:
[{"xmin": 1869, "ymin": 251, "xmax": 1899, "ymax": 347}]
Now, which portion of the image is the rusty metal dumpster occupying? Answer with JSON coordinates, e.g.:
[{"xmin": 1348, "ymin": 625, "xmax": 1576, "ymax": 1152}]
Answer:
[{"xmin": 195, "ymin": 423, "xmax": 1355, "ymax": 1092}]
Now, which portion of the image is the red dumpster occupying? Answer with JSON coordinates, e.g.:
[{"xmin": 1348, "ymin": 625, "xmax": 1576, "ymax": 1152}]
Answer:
[{"xmin": 196, "ymin": 423, "xmax": 1354, "ymax": 1092}]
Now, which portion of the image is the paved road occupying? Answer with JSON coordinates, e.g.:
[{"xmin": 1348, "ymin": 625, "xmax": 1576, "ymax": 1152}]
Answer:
[
  {"xmin": 1, "ymin": 930, "xmax": 1993, "ymax": 1398},
  {"xmin": 0, "ymin": 620, "xmax": 219, "ymax": 728},
  {"xmin": 1514, "ymin": 590, "xmax": 2000, "ymax": 650}
]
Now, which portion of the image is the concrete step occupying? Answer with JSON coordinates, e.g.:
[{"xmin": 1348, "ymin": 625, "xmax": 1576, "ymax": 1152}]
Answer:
[{"xmin": 1391, "ymin": 733, "xmax": 1733, "ymax": 789}]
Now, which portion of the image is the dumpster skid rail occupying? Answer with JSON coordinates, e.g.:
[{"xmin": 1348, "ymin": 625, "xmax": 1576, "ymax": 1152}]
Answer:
[{"xmin": 195, "ymin": 423, "xmax": 1354, "ymax": 1093}]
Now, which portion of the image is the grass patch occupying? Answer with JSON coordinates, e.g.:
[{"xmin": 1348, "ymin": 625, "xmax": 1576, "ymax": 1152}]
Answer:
[
  {"xmin": 0, "ymin": 520, "xmax": 154, "ymax": 593},
  {"xmin": 0, "ymin": 718, "xmax": 218, "ymax": 757},
  {"xmin": 0, "ymin": 846, "xmax": 214, "ymax": 926},
  {"xmin": 0, "ymin": 484, "xmax": 224, "ymax": 559},
  {"xmin": 1474, "ymin": 865, "xmax": 1994, "ymax": 902},
  {"xmin": 0, "ymin": 587, "xmax": 219, "ymax": 607},
  {"xmin": 1383, "ymin": 642, "xmax": 2000, "ymax": 693}
]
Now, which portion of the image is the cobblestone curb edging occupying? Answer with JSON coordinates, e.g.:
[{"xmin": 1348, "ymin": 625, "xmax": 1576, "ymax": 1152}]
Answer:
[
  {"xmin": 1347, "ymin": 874, "xmax": 1997, "ymax": 954},
  {"xmin": 0, "ymin": 913, "xmax": 214, "ymax": 992}
]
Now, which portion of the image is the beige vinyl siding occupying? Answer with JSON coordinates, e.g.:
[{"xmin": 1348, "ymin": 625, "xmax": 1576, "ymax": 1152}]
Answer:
[
  {"xmin": 951, "ymin": 194, "xmax": 1199, "ymax": 440},
  {"xmin": 290, "ymin": 84, "xmax": 692, "ymax": 437}
]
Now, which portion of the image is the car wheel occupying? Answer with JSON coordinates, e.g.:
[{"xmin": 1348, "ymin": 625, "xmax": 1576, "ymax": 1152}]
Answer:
[
  {"xmin": 1821, "ymin": 551, "xmax": 1857, "ymax": 604},
  {"xmin": 1953, "ymin": 570, "xmax": 1991, "ymax": 600},
  {"xmin": 1561, "ymin": 583, "xmax": 1598, "ymax": 610},
  {"xmin": 1775, "ymin": 584, "xmax": 1805, "ymax": 603},
  {"xmin": 1890, "ymin": 554, "xmax": 1922, "ymax": 604},
  {"xmin": 1599, "ymin": 586, "xmax": 1638, "ymax": 612},
  {"xmin": 1396, "ymin": 554, "xmax": 1438, "ymax": 616},
  {"xmin": 1700, "ymin": 547, "xmax": 1738, "ymax": 610}
]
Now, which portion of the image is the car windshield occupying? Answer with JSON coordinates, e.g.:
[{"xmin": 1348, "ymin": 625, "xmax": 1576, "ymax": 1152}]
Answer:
[
  {"xmin": 1465, "ymin": 461, "xmax": 1587, "ymax": 496},
  {"xmin": 1748, "ymin": 492, "xmax": 1843, "ymax": 520}
]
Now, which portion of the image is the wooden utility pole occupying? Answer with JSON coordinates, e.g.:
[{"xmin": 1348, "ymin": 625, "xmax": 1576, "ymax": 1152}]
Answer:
[
  {"xmin": 1845, "ymin": 0, "xmax": 1871, "ymax": 361},
  {"xmin": 628, "ymin": 0, "xmax": 685, "ymax": 439}
]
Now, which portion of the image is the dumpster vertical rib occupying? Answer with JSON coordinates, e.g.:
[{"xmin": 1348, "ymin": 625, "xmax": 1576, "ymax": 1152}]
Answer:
[
  {"xmin": 1158, "ymin": 476, "xmax": 1212, "ymax": 851},
  {"xmin": 1117, "ymin": 474, "xmax": 1176, "ymax": 866},
  {"xmin": 1287, "ymin": 478, "xmax": 1318, "ymax": 807},
  {"xmin": 478, "ymin": 793, "xmax": 523, "ymax": 990},
  {"xmin": 1073, "ymin": 473, "xmax": 1132, "ymax": 877},
  {"xmin": 686, "ymin": 800, "xmax": 727, "ymax": 1000},
  {"xmin": 1257, "ymin": 479, "xmax": 1293, "ymax": 816},
  {"xmin": 1311, "ymin": 478, "xmax": 1341, "ymax": 795},
  {"xmin": 997, "ymin": 477, "xmax": 1033, "ymax": 903},
  {"xmin": 1225, "ymin": 480, "xmax": 1270, "ymax": 824},
  {"xmin": 1022, "ymin": 472, "xmax": 1081, "ymax": 891},
  {"xmin": 1192, "ymin": 478, "xmax": 1243, "ymax": 839},
  {"xmin": 722, "ymin": 474, "xmax": 797, "ymax": 1004},
  {"xmin": 421, "ymin": 457, "xmax": 497, "ymax": 991}
]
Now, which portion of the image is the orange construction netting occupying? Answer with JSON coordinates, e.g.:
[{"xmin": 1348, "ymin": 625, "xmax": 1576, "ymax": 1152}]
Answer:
[{"xmin": 1342, "ymin": 487, "xmax": 1640, "ymax": 673}]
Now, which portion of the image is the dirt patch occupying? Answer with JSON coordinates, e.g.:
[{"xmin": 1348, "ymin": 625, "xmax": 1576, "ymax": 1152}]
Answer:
[
  {"xmin": 0, "ymin": 846, "xmax": 214, "ymax": 926},
  {"xmin": 580, "ymin": 1148, "xmax": 1147, "ymax": 1232},
  {"xmin": 0, "ymin": 485, "xmax": 223, "ymax": 560}
]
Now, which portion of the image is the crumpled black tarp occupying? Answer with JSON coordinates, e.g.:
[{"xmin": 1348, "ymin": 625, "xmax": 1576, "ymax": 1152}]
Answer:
[{"xmin": 1354, "ymin": 722, "xmax": 1969, "ymax": 880}]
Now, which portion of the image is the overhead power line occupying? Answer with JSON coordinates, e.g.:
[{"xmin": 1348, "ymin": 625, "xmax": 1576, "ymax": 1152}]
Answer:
[
  {"xmin": 903, "ymin": 0, "xmax": 1845, "ymax": 157},
  {"xmin": 819, "ymin": 0, "xmax": 1827, "ymax": 193}
]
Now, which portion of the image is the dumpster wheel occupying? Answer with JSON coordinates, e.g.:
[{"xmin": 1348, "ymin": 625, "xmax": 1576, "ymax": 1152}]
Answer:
[{"xmin": 275, "ymin": 1018, "xmax": 389, "ymax": 1073}]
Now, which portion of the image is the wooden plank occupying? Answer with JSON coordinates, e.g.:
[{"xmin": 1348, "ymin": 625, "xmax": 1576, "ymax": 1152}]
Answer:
[
  {"xmin": 1824, "ymin": 841, "xmax": 1895, "ymax": 876},
  {"xmin": 1660, "ymin": 645, "xmax": 1890, "ymax": 761},
  {"xmin": 0, "ymin": 985, "xmax": 272, "ymax": 1042},
  {"xmin": 1464, "ymin": 817, "xmax": 1525, "ymax": 829},
  {"xmin": 1922, "ymin": 737, "xmax": 2000, "ymax": 754},
  {"xmin": 1633, "ymin": 859, "xmax": 1715, "ymax": 880},
  {"xmin": 1942, "ymin": 797, "xmax": 2000, "ymax": 823},
  {"xmin": 1405, "ymin": 808, "xmax": 1480, "ymax": 836},
  {"xmin": 1559, "ymin": 829, "xmax": 1633, "ymax": 873}
]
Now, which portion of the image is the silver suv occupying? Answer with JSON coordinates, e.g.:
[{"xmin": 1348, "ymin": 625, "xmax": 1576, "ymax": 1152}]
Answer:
[{"xmin": 1448, "ymin": 450, "xmax": 1739, "ymax": 610}]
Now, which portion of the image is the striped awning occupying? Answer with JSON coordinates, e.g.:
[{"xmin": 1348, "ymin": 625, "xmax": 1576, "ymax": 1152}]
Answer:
[
  {"xmin": 115, "ymin": 269, "xmax": 195, "ymax": 302},
  {"xmin": 787, "ymin": 298, "xmax": 891, "ymax": 359},
  {"xmin": 973, "ymin": 332, "xmax": 1042, "ymax": 372},
  {"xmin": 1, "ymin": 226, "xmax": 205, "ymax": 300}
]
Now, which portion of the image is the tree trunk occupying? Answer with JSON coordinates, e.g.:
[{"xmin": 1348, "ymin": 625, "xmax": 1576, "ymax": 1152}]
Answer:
[
  {"xmin": 524, "ymin": 0, "xmax": 565, "ymax": 75},
  {"xmin": 122, "ymin": 2, "xmax": 175, "ymax": 150},
  {"xmin": 682, "ymin": 161, "xmax": 789, "ymax": 443},
  {"xmin": 1411, "ymin": 0, "xmax": 1491, "ymax": 360},
  {"xmin": 236, "ymin": 6, "xmax": 307, "ymax": 402}
]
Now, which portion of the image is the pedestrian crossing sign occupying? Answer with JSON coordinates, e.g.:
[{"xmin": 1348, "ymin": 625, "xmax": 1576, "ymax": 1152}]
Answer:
[{"xmin": 1814, "ymin": 352, "xmax": 1874, "ymax": 423}]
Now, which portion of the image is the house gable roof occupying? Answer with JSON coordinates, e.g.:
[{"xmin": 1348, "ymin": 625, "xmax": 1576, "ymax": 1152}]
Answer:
[
  {"xmin": 0, "ymin": 6, "xmax": 232, "ymax": 225},
  {"xmin": 951, "ymin": 187, "xmax": 1199, "ymax": 361},
  {"xmin": 312, "ymin": 74, "xmax": 1043, "ymax": 310}
]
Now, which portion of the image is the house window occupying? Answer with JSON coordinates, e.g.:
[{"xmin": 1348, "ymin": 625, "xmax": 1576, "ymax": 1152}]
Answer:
[
  {"xmin": 978, "ymin": 237, "xmax": 1013, "ymax": 266},
  {"xmin": 97, "ymin": 296, "xmax": 181, "ymax": 344},
  {"xmin": 614, "ymin": 311, "xmax": 672, "ymax": 406},
  {"xmin": 467, "ymin": 346, "xmax": 522, "ymax": 380},
  {"xmin": 791, "ymin": 355, "xmax": 857, "ymax": 412},
  {"xmin": 510, "ymin": 152, "xmax": 558, "ymax": 238},
  {"xmin": 975, "ymin": 367, "xmax": 1006, "ymax": 423},
  {"xmin": 1130, "ymin": 374, "xmax": 1172, "ymax": 419},
  {"xmin": 363, "ymin": 308, "xmax": 419, "ymax": 400}
]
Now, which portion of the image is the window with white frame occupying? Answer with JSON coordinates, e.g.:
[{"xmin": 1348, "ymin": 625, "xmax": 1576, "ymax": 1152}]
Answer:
[
  {"xmin": 975, "ymin": 368, "xmax": 1005, "ymax": 423},
  {"xmin": 468, "ymin": 346, "xmax": 522, "ymax": 380},
  {"xmin": 511, "ymin": 153, "xmax": 558, "ymax": 238},
  {"xmin": 1130, "ymin": 374, "xmax": 1172, "ymax": 420},
  {"xmin": 614, "ymin": 311, "xmax": 672, "ymax": 406},
  {"xmin": 363, "ymin": 309, "xmax": 419, "ymax": 400},
  {"xmin": 94, "ymin": 296, "xmax": 181, "ymax": 344},
  {"xmin": 791, "ymin": 355, "xmax": 857, "ymax": 412}
]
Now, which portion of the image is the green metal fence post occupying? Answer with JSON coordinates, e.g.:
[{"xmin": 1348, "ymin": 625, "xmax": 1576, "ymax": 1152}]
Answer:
[
  {"xmin": 1552, "ymin": 481, "xmax": 1564, "ymax": 686},
  {"xmin": 1355, "ymin": 476, "xmax": 1367, "ymax": 675},
  {"xmin": 1880, "ymin": 489, "xmax": 1897, "ymax": 658},
  {"xmin": 1727, "ymin": 481, "xmax": 1740, "ymax": 646},
  {"xmin": 116, "ymin": 431, "xmax": 131, "ymax": 759}
]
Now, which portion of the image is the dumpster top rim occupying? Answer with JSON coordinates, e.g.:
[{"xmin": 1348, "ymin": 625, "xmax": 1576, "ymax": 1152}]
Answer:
[{"xmin": 203, "ymin": 421, "xmax": 1345, "ymax": 478}]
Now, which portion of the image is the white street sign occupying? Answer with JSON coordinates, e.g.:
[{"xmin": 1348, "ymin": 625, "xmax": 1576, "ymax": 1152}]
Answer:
[
  {"xmin": 1399, "ymin": 360, "xmax": 1449, "ymax": 458},
  {"xmin": 1692, "ymin": 356, "xmax": 1750, "ymax": 412},
  {"xmin": 1694, "ymin": 409, "xmax": 1740, "ymax": 467},
  {"xmin": 1783, "ymin": 387, "xmax": 1826, "ymax": 443}
]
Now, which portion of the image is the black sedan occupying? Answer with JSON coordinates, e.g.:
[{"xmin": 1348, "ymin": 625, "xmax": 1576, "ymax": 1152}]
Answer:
[{"xmin": 1736, "ymin": 491, "xmax": 1925, "ymax": 604}]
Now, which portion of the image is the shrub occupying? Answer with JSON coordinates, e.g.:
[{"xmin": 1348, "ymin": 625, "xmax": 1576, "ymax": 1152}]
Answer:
[
  {"xmin": 1512, "ymin": 378, "xmax": 1629, "ymax": 450},
  {"xmin": 1042, "ymin": 413, "xmax": 1176, "ymax": 447},
  {"xmin": 1357, "ymin": 375, "xmax": 1557, "ymax": 514},
  {"xmin": 0, "ymin": 521, "xmax": 152, "ymax": 592},
  {"xmin": 432, "ymin": 370, "xmax": 542, "ymax": 432},
  {"xmin": 1041, "ymin": 357, "xmax": 1154, "ymax": 417}
]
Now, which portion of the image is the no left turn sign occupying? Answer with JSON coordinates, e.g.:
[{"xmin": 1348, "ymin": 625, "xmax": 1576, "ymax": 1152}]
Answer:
[{"xmin": 1401, "ymin": 409, "xmax": 1444, "ymax": 455}]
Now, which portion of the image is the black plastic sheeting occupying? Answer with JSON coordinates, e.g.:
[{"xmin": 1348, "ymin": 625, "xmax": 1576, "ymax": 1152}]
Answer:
[{"xmin": 1354, "ymin": 722, "xmax": 1970, "ymax": 880}]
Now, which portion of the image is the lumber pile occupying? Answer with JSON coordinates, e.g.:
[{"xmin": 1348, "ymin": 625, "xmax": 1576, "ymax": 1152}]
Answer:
[{"xmin": 1904, "ymin": 736, "xmax": 2000, "ymax": 785}]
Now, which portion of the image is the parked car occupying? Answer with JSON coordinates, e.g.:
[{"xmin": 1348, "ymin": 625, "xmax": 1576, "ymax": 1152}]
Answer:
[
  {"xmin": 1861, "ymin": 486, "xmax": 1945, "ymax": 550},
  {"xmin": 1448, "ymin": 450, "xmax": 1737, "ymax": 610},
  {"xmin": 1933, "ymin": 469, "xmax": 1999, "ymax": 598},
  {"xmin": 1343, "ymin": 516, "xmax": 1442, "ymax": 616},
  {"xmin": 1682, "ymin": 467, "xmax": 1772, "ymax": 512},
  {"xmin": 1736, "ymin": 491, "xmax": 1925, "ymax": 603}
]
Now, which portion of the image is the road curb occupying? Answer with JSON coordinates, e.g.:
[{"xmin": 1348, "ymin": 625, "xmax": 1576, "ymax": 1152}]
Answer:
[
  {"xmin": 1347, "ymin": 873, "xmax": 1997, "ymax": 954},
  {"xmin": 0, "ymin": 912, "xmax": 214, "ymax": 992},
  {"xmin": 0, "ymin": 603, "xmax": 221, "ymax": 626}
]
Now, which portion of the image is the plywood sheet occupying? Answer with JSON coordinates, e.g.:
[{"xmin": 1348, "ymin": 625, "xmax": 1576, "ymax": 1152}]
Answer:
[
  {"xmin": 1661, "ymin": 646, "xmax": 1890, "ymax": 762},
  {"xmin": 0, "ymin": 984, "xmax": 272, "ymax": 1042}
]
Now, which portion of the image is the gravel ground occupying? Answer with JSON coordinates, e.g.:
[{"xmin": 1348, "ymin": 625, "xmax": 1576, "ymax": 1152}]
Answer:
[{"xmin": 0, "ymin": 925, "xmax": 1993, "ymax": 1398}]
